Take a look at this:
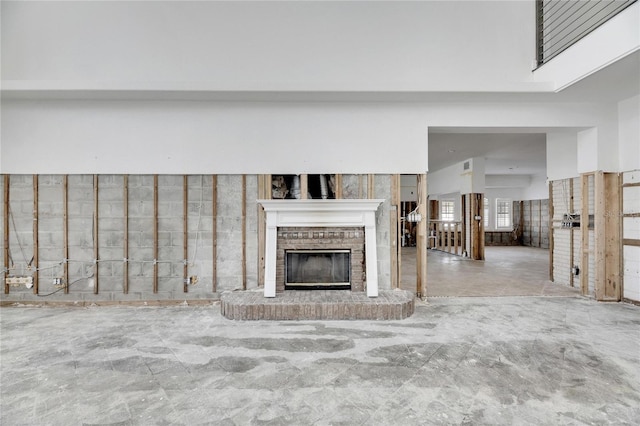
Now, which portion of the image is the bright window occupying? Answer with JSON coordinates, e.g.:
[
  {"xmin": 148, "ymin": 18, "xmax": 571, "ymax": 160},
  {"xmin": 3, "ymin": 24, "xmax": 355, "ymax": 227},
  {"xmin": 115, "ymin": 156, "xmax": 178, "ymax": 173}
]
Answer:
[
  {"xmin": 496, "ymin": 199, "xmax": 512, "ymax": 228},
  {"xmin": 484, "ymin": 197, "xmax": 489, "ymax": 228},
  {"xmin": 441, "ymin": 200, "xmax": 455, "ymax": 222}
]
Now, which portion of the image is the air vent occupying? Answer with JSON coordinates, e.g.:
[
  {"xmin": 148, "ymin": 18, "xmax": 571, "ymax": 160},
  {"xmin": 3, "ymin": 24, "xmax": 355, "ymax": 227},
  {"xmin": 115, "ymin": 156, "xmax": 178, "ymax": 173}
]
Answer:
[{"xmin": 463, "ymin": 161, "xmax": 470, "ymax": 171}]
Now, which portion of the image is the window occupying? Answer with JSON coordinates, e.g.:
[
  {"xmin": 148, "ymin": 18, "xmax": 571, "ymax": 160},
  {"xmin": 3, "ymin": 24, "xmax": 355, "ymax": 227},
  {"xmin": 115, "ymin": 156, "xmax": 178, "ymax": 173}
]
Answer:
[
  {"xmin": 496, "ymin": 199, "xmax": 512, "ymax": 228},
  {"xmin": 440, "ymin": 200, "xmax": 455, "ymax": 222},
  {"xmin": 484, "ymin": 197, "xmax": 489, "ymax": 228}
]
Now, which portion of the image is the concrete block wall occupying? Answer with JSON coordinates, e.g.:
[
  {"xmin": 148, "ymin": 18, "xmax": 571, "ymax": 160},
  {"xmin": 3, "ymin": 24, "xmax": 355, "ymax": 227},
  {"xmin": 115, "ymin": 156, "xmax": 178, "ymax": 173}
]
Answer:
[
  {"xmin": 623, "ymin": 170, "xmax": 640, "ymax": 302},
  {"xmin": 1, "ymin": 173, "xmax": 390, "ymax": 302},
  {"xmin": 516, "ymin": 199, "xmax": 550, "ymax": 249}
]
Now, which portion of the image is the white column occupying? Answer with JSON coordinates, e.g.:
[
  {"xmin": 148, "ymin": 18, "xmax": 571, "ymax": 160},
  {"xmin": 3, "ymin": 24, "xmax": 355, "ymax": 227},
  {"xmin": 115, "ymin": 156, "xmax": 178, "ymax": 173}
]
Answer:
[
  {"xmin": 364, "ymin": 211, "xmax": 379, "ymax": 297},
  {"xmin": 264, "ymin": 214, "xmax": 277, "ymax": 297}
]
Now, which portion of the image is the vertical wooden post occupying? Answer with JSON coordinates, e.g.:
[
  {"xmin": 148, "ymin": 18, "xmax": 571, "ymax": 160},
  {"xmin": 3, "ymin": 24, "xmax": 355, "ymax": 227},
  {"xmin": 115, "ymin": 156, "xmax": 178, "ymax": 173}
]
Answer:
[
  {"xmin": 300, "ymin": 174, "xmax": 308, "ymax": 200},
  {"xmin": 212, "ymin": 175, "xmax": 218, "ymax": 293},
  {"xmin": 3, "ymin": 176, "xmax": 8, "ymax": 294},
  {"xmin": 33, "ymin": 175, "xmax": 39, "ymax": 294},
  {"xmin": 416, "ymin": 173, "xmax": 427, "ymax": 298},
  {"xmin": 390, "ymin": 174, "xmax": 400, "ymax": 289},
  {"xmin": 580, "ymin": 174, "xmax": 590, "ymax": 295},
  {"xmin": 183, "ymin": 175, "xmax": 189, "ymax": 293},
  {"xmin": 335, "ymin": 174, "xmax": 343, "ymax": 199},
  {"xmin": 93, "ymin": 175, "xmax": 99, "ymax": 294},
  {"xmin": 367, "ymin": 174, "xmax": 375, "ymax": 199},
  {"xmin": 63, "ymin": 175, "xmax": 69, "ymax": 293},
  {"xmin": 548, "ymin": 181, "xmax": 554, "ymax": 282},
  {"xmin": 569, "ymin": 178, "xmax": 575, "ymax": 287},
  {"xmin": 461, "ymin": 195, "xmax": 467, "ymax": 255},
  {"xmin": 242, "ymin": 175, "xmax": 247, "ymax": 290},
  {"xmin": 469, "ymin": 194, "xmax": 485, "ymax": 260},
  {"xmin": 153, "ymin": 175, "xmax": 159, "ymax": 294},
  {"xmin": 538, "ymin": 200, "xmax": 542, "ymax": 247},
  {"xmin": 123, "ymin": 175, "xmax": 129, "ymax": 294},
  {"xmin": 594, "ymin": 171, "xmax": 621, "ymax": 301},
  {"xmin": 358, "ymin": 175, "xmax": 364, "ymax": 199},
  {"xmin": 257, "ymin": 174, "xmax": 269, "ymax": 287}
]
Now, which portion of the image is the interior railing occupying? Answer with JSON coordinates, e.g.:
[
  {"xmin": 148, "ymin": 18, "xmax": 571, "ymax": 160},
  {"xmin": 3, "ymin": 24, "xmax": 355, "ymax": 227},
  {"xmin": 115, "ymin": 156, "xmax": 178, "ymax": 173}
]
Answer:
[{"xmin": 536, "ymin": 0, "xmax": 637, "ymax": 66}]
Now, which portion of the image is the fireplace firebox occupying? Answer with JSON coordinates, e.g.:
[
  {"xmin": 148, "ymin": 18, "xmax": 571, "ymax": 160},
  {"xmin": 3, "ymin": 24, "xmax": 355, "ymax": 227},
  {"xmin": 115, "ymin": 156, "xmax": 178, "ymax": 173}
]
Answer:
[{"xmin": 285, "ymin": 250, "xmax": 351, "ymax": 290}]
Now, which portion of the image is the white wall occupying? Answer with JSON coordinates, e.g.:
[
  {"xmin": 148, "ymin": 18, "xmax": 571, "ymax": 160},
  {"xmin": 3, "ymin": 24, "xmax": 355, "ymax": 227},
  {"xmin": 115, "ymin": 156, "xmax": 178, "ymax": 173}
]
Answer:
[
  {"xmin": 619, "ymin": 95, "xmax": 640, "ymax": 172},
  {"xmin": 547, "ymin": 131, "xmax": 579, "ymax": 181},
  {"xmin": 2, "ymin": 1, "xmax": 538, "ymax": 93}
]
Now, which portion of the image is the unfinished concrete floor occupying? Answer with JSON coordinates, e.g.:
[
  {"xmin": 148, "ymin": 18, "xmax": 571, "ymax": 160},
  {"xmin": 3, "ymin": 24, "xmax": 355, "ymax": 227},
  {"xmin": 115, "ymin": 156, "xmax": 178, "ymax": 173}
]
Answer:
[
  {"xmin": 401, "ymin": 246, "xmax": 580, "ymax": 297},
  {"xmin": 2, "ymin": 296, "xmax": 639, "ymax": 425}
]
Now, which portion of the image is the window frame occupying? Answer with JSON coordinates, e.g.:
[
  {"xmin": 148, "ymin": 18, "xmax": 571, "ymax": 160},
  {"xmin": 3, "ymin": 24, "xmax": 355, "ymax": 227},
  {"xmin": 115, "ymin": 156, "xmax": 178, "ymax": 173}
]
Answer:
[{"xmin": 495, "ymin": 198, "xmax": 512, "ymax": 229}]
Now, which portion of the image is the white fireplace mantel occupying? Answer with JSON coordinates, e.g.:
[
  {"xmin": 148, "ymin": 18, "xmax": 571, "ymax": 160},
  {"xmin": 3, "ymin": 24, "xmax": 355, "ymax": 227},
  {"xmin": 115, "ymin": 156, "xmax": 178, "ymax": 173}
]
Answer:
[{"xmin": 258, "ymin": 199, "xmax": 384, "ymax": 298}]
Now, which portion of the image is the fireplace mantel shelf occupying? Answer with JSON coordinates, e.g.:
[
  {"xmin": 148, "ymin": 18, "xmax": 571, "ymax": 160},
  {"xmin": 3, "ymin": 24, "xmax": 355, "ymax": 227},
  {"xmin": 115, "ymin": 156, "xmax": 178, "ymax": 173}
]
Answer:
[{"xmin": 258, "ymin": 199, "xmax": 384, "ymax": 298}]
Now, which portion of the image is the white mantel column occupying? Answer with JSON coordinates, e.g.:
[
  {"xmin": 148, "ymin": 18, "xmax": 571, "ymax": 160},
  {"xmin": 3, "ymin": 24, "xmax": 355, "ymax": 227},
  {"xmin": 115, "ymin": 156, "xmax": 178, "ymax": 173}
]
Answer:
[
  {"xmin": 264, "ymin": 213, "xmax": 278, "ymax": 298},
  {"xmin": 364, "ymin": 210, "xmax": 379, "ymax": 297}
]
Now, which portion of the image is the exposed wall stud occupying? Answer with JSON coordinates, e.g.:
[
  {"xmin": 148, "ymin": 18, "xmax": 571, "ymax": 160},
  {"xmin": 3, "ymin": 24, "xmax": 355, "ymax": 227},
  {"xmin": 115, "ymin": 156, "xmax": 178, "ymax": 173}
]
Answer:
[
  {"xmin": 153, "ymin": 175, "xmax": 159, "ymax": 294},
  {"xmin": 257, "ymin": 175, "xmax": 269, "ymax": 287},
  {"xmin": 390, "ymin": 174, "xmax": 400, "ymax": 289},
  {"xmin": 123, "ymin": 175, "xmax": 129, "ymax": 294},
  {"xmin": 4, "ymin": 175, "xmax": 9, "ymax": 294},
  {"xmin": 335, "ymin": 174, "xmax": 343, "ymax": 199},
  {"xmin": 33, "ymin": 175, "xmax": 39, "ymax": 294},
  {"xmin": 63, "ymin": 175, "xmax": 69, "ymax": 293},
  {"xmin": 242, "ymin": 174, "xmax": 247, "ymax": 290},
  {"xmin": 212, "ymin": 175, "xmax": 218, "ymax": 293},
  {"xmin": 416, "ymin": 173, "xmax": 427, "ymax": 298},
  {"xmin": 183, "ymin": 175, "xmax": 189, "ymax": 293},
  {"xmin": 548, "ymin": 181, "xmax": 554, "ymax": 282},
  {"xmin": 367, "ymin": 175, "xmax": 375, "ymax": 199},
  {"xmin": 93, "ymin": 175, "xmax": 99, "ymax": 294},
  {"xmin": 580, "ymin": 173, "xmax": 590, "ymax": 295}
]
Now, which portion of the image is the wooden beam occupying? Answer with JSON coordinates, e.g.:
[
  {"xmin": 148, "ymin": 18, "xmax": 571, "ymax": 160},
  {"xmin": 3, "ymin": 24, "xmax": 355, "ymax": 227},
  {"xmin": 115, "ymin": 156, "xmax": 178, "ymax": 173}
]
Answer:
[
  {"xmin": 623, "ymin": 239, "xmax": 640, "ymax": 247},
  {"xmin": 622, "ymin": 182, "xmax": 640, "ymax": 188},
  {"xmin": 538, "ymin": 199, "xmax": 542, "ymax": 248},
  {"xmin": 594, "ymin": 172, "xmax": 621, "ymax": 301},
  {"xmin": 257, "ymin": 175, "xmax": 267, "ymax": 287},
  {"xmin": 390, "ymin": 174, "xmax": 400, "ymax": 289},
  {"xmin": 335, "ymin": 174, "xmax": 343, "ymax": 199},
  {"xmin": 212, "ymin": 175, "xmax": 218, "ymax": 293},
  {"xmin": 569, "ymin": 178, "xmax": 574, "ymax": 287},
  {"xmin": 33, "ymin": 175, "xmax": 39, "ymax": 294},
  {"xmin": 367, "ymin": 175, "xmax": 375, "ymax": 199},
  {"xmin": 580, "ymin": 173, "xmax": 590, "ymax": 296},
  {"xmin": 153, "ymin": 175, "xmax": 159, "ymax": 294},
  {"xmin": 416, "ymin": 173, "xmax": 427, "ymax": 298},
  {"xmin": 63, "ymin": 175, "xmax": 69, "ymax": 293},
  {"xmin": 123, "ymin": 175, "xmax": 129, "ymax": 294},
  {"xmin": 3, "ymin": 176, "xmax": 9, "ymax": 294},
  {"xmin": 358, "ymin": 175, "xmax": 364, "ymax": 199},
  {"xmin": 300, "ymin": 174, "xmax": 308, "ymax": 200},
  {"xmin": 549, "ymin": 181, "xmax": 554, "ymax": 282},
  {"xmin": 93, "ymin": 175, "xmax": 99, "ymax": 294},
  {"xmin": 183, "ymin": 175, "xmax": 189, "ymax": 293},
  {"xmin": 242, "ymin": 175, "xmax": 247, "ymax": 290}
]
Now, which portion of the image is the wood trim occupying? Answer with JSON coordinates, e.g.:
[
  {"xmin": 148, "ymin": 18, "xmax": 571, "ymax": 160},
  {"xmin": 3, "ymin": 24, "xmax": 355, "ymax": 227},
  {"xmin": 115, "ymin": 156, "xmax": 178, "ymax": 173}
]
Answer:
[
  {"xmin": 153, "ymin": 175, "xmax": 159, "ymax": 294},
  {"xmin": 367, "ymin": 174, "xmax": 375, "ymax": 199},
  {"xmin": 183, "ymin": 175, "xmax": 189, "ymax": 293},
  {"xmin": 569, "ymin": 178, "xmax": 574, "ymax": 287},
  {"xmin": 300, "ymin": 174, "xmax": 308, "ymax": 200},
  {"xmin": 257, "ymin": 175, "xmax": 268, "ymax": 287},
  {"xmin": 603, "ymin": 172, "xmax": 621, "ymax": 300},
  {"xmin": 3, "ymin": 175, "xmax": 8, "ymax": 294},
  {"xmin": 212, "ymin": 175, "xmax": 218, "ymax": 293},
  {"xmin": 622, "ymin": 182, "xmax": 640, "ymax": 188},
  {"xmin": 623, "ymin": 239, "xmax": 640, "ymax": 247},
  {"xmin": 623, "ymin": 213, "xmax": 640, "ymax": 218},
  {"xmin": 63, "ymin": 175, "xmax": 69, "ymax": 293},
  {"xmin": 33, "ymin": 175, "xmax": 39, "ymax": 294},
  {"xmin": 416, "ymin": 173, "xmax": 427, "ymax": 298},
  {"xmin": 93, "ymin": 175, "xmax": 99, "ymax": 294},
  {"xmin": 123, "ymin": 175, "xmax": 129, "ymax": 294},
  {"xmin": 358, "ymin": 175, "xmax": 364, "ymax": 199},
  {"xmin": 242, "ymin": 174, "xmax": 247, "ymax": 290}
]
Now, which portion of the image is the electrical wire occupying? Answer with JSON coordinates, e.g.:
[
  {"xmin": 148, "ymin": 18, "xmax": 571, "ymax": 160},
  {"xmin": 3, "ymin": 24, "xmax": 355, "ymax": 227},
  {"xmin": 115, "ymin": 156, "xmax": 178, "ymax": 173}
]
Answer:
[
  {"xmin": 8, "ymin": 205, "xmax": 31, "ymax": 267},
  {"xmin": 37, "ymin": 276, "xmax": 93, "ymax": 297}
]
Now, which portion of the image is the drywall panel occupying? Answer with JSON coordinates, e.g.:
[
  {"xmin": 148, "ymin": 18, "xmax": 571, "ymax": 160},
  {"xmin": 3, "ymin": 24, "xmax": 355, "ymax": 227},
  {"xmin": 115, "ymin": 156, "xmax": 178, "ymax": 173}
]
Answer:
[
  {"xmin": 619, "ymin": 95, "xmax": 640, "ymax": 172},
  {"xmin": 547, "ymin": 131, "xmax": 578, "ymax": 181}
]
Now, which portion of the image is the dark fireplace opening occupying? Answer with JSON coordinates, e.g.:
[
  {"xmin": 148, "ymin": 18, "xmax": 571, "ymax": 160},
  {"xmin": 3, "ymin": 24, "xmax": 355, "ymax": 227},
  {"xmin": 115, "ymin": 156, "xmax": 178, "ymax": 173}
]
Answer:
[{"xmin": 285, "ymin": 250, "xmax": 351, "ymax": 290}]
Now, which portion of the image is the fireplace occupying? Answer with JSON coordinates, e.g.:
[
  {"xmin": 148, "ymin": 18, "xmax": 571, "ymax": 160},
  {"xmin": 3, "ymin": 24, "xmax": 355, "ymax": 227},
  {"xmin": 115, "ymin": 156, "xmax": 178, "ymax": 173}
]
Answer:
[
  {"xmin": 259, "ymin": 199, "xmax": 383, "ymax": 297},
  {"xmin": 285, "ymin": 250, "xmax": 350, "ymax": 289}
]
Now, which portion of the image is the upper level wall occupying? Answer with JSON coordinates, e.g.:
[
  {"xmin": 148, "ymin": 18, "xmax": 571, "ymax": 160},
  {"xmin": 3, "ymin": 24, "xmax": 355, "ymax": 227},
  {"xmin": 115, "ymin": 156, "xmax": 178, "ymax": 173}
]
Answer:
[{"xmin": 2, "ymin": 1, "xmax": 538, "ymax": 92}]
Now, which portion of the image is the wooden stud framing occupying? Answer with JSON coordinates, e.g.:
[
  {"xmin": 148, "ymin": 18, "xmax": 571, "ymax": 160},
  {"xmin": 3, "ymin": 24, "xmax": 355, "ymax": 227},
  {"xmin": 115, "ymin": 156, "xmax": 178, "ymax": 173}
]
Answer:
[
  {"xmin": 257, "ymin": 174, "xmax": 269, "ymax": 287},
  {"xmin": 594, "ymin": 171, "xmax": 621, "ymax": 301},
  {"xmin": 153, "ymin": 174, "xmax": 159, "ymax": 294},
  {"xmin": 358, "ymin": 175, "xmax": 364, "ymax": 199},
  {"xmin": 580, "ymin": 173, "xmax": 590, "ymax": 295},
  {"xmin": 548, "ymin": 181, "xmax": 554, "ymax": 282},
  {"xmin": 93, "ymin": 175, "xmax": 99, "ymax": 294},
  {"xmin": 3, "ymin": 175, "xmax": 9, "ymax": 294},
  {"xmin": 183, "ymin": 175, "xmax": 189, "ymax": 293},
  {"xmin": 569, "ymin": 178, "xmax": 575, "ymax": 287},
  {"xmin": 390, "ymin": 174, "xmax": 400, "ymax": 289},
  {"xmin": 335, "ymin": 174, "xmax": 343, "ymax": 199},
  {"xmin": 123, "ymin": 175, "xmax": 129, "ymax": 294},
  {"xmin": 212, "ymin": 175, "xmax": 218, "ymax": 293},
  {"xmin": 300, "ymin": 174, "xmax": 308, "ymax": 200},
  {"xmin": 416, "ymin": 174, "xmax": 427, "ymax": 298},
  {"xmin": 367, "ymin": 175, "xmax": 375, "ymax": 199},
  {"xmin": 33, "ymin": 175, "xmax": 39, "ymax": 294},
  {"xmin": 242, "ymin": 175, "xmax": 247, "ymax": 290},
  {"xmin": 63, "ymin": 175, "xmax": 69, "ymax": 293}
]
